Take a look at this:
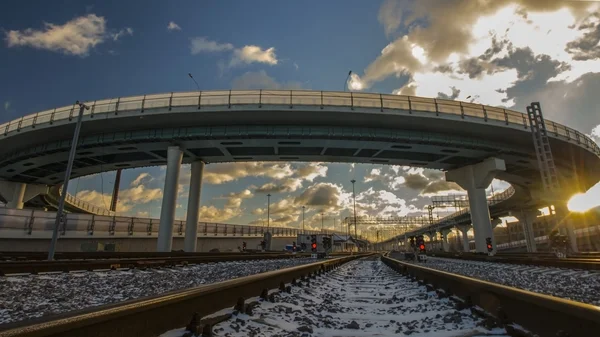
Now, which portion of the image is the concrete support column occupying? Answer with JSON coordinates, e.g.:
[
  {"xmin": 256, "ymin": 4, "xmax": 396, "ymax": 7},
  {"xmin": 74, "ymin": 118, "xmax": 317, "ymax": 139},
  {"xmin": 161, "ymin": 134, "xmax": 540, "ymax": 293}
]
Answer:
[
  {"xmin": 184, "ymin": 161, "xmax": 205, "ymax": 252},
  {"xmin": 457, "ymin": 225, "xmax": 471, "ymax": 252},
  {"xmin": 440, "ymin": 229, "xmax": 451, "ymax": 252},
  {"xmin": 7, "ymin": 183, "xmax": 26, "ymax": 209},
  {"xmin": 157, "ymin": 146, "xmax": 183, "ymax": 252},
  {"xmin": 446, "ymin": 157, "xmax": 505, "ymax": 253},
  {"xmin": 555, "ymin": 205, "xmax": 579, "ymax": 253},
  {"xmin": 513, "ymin": 211, "xmax": 538, "ymax": 253}
]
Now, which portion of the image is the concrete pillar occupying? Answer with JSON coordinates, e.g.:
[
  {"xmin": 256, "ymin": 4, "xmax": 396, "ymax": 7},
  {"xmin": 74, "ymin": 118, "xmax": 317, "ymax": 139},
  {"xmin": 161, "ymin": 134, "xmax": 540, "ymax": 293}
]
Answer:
[
  {"xmin": 457, "ymin": 225, "xmax": 471, "ymax": 252},
  {"xmin": 7, "ymin": 182, "xmax": 26, "ymax": 209},
  {"xmin": 446, "ymin": 157, "xmax": 505, "ymax": 253},
  {"xmin": 513, "ymin": 211, "xmax": 538, "ymax": 253},
  {"xmin": 157, "ymin": 146, "xmax": 183, "ymax": 252},
  {"xmin": 184, "ymin": 161, "xmax": 205, "ymax": 252},
  {"xmin": 555, "ymin": 205, "xmax": 579, "ymax": 253},
  {"xmin": 440, "ymin": 229, "xmax": 451, "ymax": 252}
]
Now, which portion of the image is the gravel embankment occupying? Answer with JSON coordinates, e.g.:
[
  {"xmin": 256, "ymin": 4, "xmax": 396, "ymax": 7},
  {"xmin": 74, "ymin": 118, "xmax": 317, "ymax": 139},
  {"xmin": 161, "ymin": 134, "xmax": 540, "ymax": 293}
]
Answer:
[
  {"xmin": 394, "ymin": 253, "xmax": 600, "ymax": 306},
  {"xmin": 0, "ymin": 258, "xmax": 313, "ymax": 325}
]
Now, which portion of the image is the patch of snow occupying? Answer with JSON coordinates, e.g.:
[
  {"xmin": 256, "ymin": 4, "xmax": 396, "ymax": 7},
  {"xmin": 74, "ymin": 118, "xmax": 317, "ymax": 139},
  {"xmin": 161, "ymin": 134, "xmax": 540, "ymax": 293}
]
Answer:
[{"xmin": 190, "ymin": 258, "xmax": 511, "ymax": 337}]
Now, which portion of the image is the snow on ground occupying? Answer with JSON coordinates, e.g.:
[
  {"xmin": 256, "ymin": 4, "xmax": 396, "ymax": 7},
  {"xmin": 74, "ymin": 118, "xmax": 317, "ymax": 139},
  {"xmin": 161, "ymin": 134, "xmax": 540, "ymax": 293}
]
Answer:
[
  {"xmin": 0, "ymin": 258, "xmax": 313, "ymax": 325},
  {"xmin": 393, "ymin": 253, "xmax": 600, "ymax": 306},
  {"xmin": 195, "ymin": 258, "xmax": 508, "ymax": 337}
]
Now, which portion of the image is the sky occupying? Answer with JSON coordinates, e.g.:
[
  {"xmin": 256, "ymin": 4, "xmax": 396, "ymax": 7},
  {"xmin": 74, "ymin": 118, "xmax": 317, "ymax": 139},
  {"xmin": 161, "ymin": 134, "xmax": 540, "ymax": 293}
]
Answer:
[{"xmin": 1, "ymin": 0, "xmax": 600, "ymax": 236}]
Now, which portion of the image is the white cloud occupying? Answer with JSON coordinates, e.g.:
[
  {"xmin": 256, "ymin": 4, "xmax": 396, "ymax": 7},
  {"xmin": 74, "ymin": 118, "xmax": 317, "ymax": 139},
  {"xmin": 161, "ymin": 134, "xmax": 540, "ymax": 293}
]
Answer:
[
  {"xmin": 189, "ymin": 36, "xmax": 279, "ymax": 67},
  {"xmin": 199, "ymin": 205, "xmax": 241, "ymax": 222},
  {"xmin": 352, "ymin": 0, "xmax": 600, "ymax": 109},
  {"xmin": 3, "ymin": 101, "xmax": 10, "ymax": 111},
  {"xmin": 167, "ymin": 21, "xmax": 181, "ymax": 31},
  {"xmin": 111, "ymin": 27, "xmax": 133, "ymax": 41},
  {"xmin": 5, "ymin": 14, "xmax": 108, "ymax": 56},
  {"xmin": 130, "ymin": 172, "xmax": 152, "ymax": 187},
  {"xmin": 190, "ymin": 37, "xmax": 234, "ymax": 54},
  {"xmin": 230, "ymin": 45, "xmax": 278, "ymax": 66}
]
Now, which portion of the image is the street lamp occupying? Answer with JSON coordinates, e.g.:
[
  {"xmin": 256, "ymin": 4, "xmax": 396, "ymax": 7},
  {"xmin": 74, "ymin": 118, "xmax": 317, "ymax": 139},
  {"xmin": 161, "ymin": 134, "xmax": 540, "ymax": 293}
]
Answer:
[
  {"xmin": 188, "ymin": 73, "xmax": 200, "ymax": 91},
  {"xmin": 321, "ymin": 212, "xmax": 324, "ymax": 232},
  {"xmin": 48, "ymin": 101, "xmax": 89, "ymax": 260},
  {"xmin": 267, "ymin": 194, "xmax": 271, "ymax": 229},
  {"xmin": 302, "ymin": 206, "xmax": 305, "ymax": 233},
  {"xmin": 351, "ymin": 179, "xmax": 357, "ymax": 238},
  {"xmin": 344, "ymin": 70, "xmax": 352, "ymax": 91}
]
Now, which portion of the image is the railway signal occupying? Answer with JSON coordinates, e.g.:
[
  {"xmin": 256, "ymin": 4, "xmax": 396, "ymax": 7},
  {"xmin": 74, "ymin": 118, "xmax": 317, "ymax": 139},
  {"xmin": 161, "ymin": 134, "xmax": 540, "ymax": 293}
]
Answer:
[
  {"xmin": 242, "ymin": 241, "xmax": 247, "ymax": 251},
  {"xmin": 416, "ymin": 235, "xmax": 426, "ymax": 252},
  {"xmin": 292, "ymin": 241, "xmax": 297, "ymax": 252},
  {"xmin": 486, "ymin": 237, "xmax": 493, "ymax": 252},
  {"xmin": 311, "ymin": 235, "xmax": 318, "ymax": 252}
]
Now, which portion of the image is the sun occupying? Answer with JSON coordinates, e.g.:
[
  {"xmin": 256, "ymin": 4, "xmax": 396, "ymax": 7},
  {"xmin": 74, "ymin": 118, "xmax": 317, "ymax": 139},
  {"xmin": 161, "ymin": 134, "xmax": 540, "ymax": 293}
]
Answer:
[{"xmin": 567, "ymin": 193, "xmax": 595, "ymax": 213}]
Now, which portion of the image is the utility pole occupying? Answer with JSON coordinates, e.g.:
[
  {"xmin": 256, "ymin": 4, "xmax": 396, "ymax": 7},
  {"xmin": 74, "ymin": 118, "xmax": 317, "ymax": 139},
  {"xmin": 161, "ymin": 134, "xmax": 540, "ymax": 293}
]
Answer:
[
  {"xmin": 267, "ymin": 194, "xmax": 271, "ymax": 229},
  {"xmin": 48, "ymin": 101, "xmax": 89, "ymax": 260},
  {"xmin": 321, "ymin": 212, "xmax": 324, "ymax": 232},
  {"xmin": 302, "ymin": 206, "xmax": 305, "ymax": 233},
  {"xmin": 351, "ymin": 179, "xmax": 357, "ymax": 238}
]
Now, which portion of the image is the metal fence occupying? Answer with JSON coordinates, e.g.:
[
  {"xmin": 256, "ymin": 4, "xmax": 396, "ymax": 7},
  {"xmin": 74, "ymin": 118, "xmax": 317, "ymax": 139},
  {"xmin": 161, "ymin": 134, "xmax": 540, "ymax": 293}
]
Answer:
[
  {"xmin": 0, "ymin": 208, "xmax": 325, "ymax": 237},
  {"xmin": 1, "ymin": 90, "xmax": 598, "ymax": 155}
]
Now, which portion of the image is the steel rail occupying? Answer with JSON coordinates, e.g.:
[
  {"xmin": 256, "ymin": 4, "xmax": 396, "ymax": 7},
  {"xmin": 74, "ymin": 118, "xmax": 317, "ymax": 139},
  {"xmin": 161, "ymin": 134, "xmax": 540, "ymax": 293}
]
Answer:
[
  {"xmin": 427, "ymin": 251, "xmax": 600, "ymax": 271},
  {"xmin": 0, "ymin": 251, "xmax": 288, "ymax": 261},
  {"xmin": 0, "ymin": 253, "xmax": 319, "ymax": 275},
  {"xmin": 382, "ymin": 255, "xmax": 600, "ymax": 336},
  {"xmin": 0, "ymin": 254, "xmax": 367, "ymax": 337}
]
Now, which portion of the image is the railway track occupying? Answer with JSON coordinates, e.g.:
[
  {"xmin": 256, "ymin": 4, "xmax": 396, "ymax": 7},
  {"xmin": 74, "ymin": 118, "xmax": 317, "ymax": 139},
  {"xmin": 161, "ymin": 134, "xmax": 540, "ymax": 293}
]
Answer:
[
  {"xmin": 0, "ymin": 253, "xmax": 310, "ymax": 275},
  {"xmin": 200, "ymin": 255, "xmax": 511, "ymax": 336},
  {"xmin": 0, "ymin": 250, "xmax": 331, "ymax": 261},
  {"xmin": 1, "ymin": 253, "xmax": 598, "ymax": 336},
  {"xmin": 0, "ymin": 254, "xmax": 365, "ymax": 336},
  {"xmin": 383, "ymin": 253, "xmax": 600, "ymax": 336},
  {"xmin": 428, "ymin": 251, "xmax": 600, "ymax": 271}
]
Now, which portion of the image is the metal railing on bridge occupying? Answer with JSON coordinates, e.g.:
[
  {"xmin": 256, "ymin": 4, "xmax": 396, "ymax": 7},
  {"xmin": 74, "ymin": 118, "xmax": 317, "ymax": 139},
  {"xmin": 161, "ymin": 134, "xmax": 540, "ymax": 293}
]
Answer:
[
  {"xmin": 1, "ymin": 90, "xmax": 598, "ymax": 156},
  {"xmin": 0, "ymin": 208, "xmax": 324, "ymax": 237}
]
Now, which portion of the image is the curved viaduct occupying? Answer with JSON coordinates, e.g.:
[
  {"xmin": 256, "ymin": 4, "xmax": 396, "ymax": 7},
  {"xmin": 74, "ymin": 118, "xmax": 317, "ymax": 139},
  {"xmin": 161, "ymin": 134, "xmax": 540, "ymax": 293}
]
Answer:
[{"xmin": 0, "ymin": 90, "xmax": 598, "ymax": 253}]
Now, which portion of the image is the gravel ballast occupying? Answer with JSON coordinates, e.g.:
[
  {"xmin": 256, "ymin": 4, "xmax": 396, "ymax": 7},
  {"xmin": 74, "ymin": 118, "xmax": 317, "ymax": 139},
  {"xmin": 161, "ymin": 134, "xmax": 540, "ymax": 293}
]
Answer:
[
  {"xmin": 396, "ymin": 254, "xmax": 600, "ymax": 306},
  {"xmin": 0, "ymin": 258, "xmax": 313, "ymax": 325}
]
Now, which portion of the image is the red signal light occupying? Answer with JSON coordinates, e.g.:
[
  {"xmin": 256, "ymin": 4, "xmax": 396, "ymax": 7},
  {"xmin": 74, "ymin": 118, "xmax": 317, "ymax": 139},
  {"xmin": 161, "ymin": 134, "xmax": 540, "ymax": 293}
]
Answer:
[
  {"xmin": 311, "ymin": 243, "xmax": 317, "ymax": 249},
  {"xmin": 419, "ymin": 244, "xmax": 425, "ymax": 250},
  {"xmin": 487, "ymin": 244, "xmax": 492, "ymax": 249}
]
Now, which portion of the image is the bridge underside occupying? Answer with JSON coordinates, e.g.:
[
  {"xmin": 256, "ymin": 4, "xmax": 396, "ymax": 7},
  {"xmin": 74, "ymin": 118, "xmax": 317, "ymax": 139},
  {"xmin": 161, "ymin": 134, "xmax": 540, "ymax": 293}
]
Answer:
[{"xmin": 0, "ymin": 124, "xmax": 575, "ymax": 192}]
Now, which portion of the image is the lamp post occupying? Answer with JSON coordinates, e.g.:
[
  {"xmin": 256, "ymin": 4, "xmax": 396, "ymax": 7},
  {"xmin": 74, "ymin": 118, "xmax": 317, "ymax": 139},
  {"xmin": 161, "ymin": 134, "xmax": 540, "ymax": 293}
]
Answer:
[
  {"xmin": 321, "ymin": 212, "xmax": 324, "ymax": 232},
  {"xmin": 48, "ymin": 101, "xmax": 89, "ymax": 260},
  {"xmin": 302, "ymin": 206, "xmax": 305, "ymax": 233},
  {"xmin": 188, "ymin": 73, "xmax": 200, "ymax": 91},
  {"xmin": 351, "ymin": 179, "xmax": 357, "ymax": 238},
  {"xmin": 267, "ymin": 194, "xmax": 271, "ymax": 229},
  {"xmin": 344, "ymin": 70, "xmax": 352, "ymax": 91}
]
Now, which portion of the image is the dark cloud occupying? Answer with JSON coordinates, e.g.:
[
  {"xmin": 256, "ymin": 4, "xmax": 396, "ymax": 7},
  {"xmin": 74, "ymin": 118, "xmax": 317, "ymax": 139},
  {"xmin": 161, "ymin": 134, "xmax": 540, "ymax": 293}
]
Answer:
[
  {"xmin": 255, "ymin": 183, "xmax": 289, "ymax": 194},
  {"xmin": 493, "ymin": 47, "xmax": 571, "ymax": 101},
  {"xmin": 480, "ymin": 36, "xmax": 511, "ymax": 61},
  {"xmin": 402, "ymin": 173, "xmax": 430, "ymax": 190},
  {"xmin": 294, "ymin": 183, "xmax": 341, "ymax": 208},
  {"xmin": 565, "ymin": 13, "xmax": 600, "ymax": 61},
  {"xmin": 510, "ymin": 72, "xmax": 600, "ymax": 133},
  {"xmin": 422, "ymin": 180, "xmax": 462, "ymax": 195},
  {"xmin": 437, "ymin": 86, "xmax": 461, "ymax": 100},
  {"xmin": 457, "ymin": 58, "xmax": 487, "ymax": 79},
  {"xmin": 433, "ymin": 64, "xmax": 454, "ymax": 73}
]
